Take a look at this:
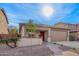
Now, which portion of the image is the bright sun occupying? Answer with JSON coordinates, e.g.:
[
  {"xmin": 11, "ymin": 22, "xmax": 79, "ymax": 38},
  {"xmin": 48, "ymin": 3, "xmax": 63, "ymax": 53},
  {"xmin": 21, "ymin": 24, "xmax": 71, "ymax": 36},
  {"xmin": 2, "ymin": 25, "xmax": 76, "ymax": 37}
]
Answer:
[{"xmin": 42, "ymin": 6, "xmax": 54, "ymax": 17}]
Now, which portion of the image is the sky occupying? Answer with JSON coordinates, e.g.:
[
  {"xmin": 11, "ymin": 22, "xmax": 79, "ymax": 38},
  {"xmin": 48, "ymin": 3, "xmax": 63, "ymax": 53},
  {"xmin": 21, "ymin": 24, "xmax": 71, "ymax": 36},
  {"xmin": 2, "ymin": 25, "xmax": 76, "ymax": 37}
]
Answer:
[{"xmin": 0, "ymin": 3, "xmax": 79, "ymax": 27}]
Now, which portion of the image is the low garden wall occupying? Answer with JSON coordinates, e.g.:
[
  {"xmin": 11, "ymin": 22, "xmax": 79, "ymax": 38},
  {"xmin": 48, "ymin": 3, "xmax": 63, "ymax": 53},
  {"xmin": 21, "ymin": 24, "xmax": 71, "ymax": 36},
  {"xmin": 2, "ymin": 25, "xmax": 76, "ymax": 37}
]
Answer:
[
  {"xmin": 0, "ymin": 34, "xmax": 43, "ymax": 47},
  {"xmin": 17, "ymin": 38, "xmax": 43, "ymax": 47},
  {"xmin": 0, "ymin": 43, "xmax": 8, "ymax": 48},
  {"xmin": 0, "ymin": 34, "xmax": 18, "ymax": 48}
]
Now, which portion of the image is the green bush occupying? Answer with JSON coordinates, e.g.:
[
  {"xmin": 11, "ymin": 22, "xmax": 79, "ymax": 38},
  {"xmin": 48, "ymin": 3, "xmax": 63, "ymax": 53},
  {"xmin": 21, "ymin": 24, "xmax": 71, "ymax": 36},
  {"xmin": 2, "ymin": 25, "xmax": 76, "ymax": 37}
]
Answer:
[
  {"xmin": 0, "ymin": 39, "xmax": 7, "ymax": 43},
  {"xmin": 0, "ymin": 38, "xmax": 18, "ymax": 48},
  {"xmin": 0, "ymin": 38, "xmax": 18, "ymax": 43},
  {"xmin": 8, "ymin": 38, "xmax": 18, "ymax": 43}
]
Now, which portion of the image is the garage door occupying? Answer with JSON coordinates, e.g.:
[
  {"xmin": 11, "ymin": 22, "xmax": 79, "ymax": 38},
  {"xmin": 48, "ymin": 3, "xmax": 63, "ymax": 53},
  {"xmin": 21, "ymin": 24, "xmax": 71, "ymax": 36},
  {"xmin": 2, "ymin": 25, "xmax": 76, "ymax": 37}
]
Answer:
[{"xmin": 51, "ymin": 30, "xmax": 67, "ymax": 41}]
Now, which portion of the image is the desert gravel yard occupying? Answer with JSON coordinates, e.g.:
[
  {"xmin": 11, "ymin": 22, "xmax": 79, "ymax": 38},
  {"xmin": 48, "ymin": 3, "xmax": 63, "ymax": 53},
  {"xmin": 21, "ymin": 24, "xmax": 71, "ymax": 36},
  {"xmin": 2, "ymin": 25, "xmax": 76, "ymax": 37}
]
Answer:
[{"xmin": 0, "ymin": 44, "xmax": 54, "ymax": 56}]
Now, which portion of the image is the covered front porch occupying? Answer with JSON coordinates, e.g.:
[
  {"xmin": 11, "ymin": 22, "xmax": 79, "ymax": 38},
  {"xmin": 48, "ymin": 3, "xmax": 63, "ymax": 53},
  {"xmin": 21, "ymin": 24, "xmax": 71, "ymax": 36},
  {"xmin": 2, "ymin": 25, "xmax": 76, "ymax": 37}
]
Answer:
[
  {"xmin": 21, "ymin": 25, "xmax": 52, "ymax": 42},
  {"xmin": 19, "ymin": 26, "xmax": 51, "ymax": 47}
]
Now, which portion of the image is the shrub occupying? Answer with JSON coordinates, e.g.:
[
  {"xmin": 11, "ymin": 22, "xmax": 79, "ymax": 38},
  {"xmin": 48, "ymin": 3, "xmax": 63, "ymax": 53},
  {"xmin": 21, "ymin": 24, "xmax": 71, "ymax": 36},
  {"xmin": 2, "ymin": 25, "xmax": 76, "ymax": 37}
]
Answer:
[
  {"xmin": 0, "ymin": 38, "xmax": 18, "ymax": 48},
  {"xmin": 0, "ymin": 39, "xmax": 7, "ymax": 43}
]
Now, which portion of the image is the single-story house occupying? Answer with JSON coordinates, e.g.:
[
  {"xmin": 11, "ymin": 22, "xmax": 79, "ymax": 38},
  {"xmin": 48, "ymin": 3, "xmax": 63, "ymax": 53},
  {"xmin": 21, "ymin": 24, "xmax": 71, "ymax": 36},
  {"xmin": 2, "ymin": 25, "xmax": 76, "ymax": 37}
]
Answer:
[
  {"xmin": 19, "ymin": 23, "xmax": 70, "ymax": 43},
  {"xmin": 18, "ymin": 22, "xmax": 79, "ymax": 47}
]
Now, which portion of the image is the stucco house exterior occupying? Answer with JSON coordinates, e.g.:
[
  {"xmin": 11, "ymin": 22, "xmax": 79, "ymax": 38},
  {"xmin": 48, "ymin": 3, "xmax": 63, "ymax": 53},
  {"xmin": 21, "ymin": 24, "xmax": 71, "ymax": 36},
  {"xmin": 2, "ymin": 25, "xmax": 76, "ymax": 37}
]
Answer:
[
  {"xmin": 0, "ymin": 8, "xmax": 9, "ymax": 34},
  {"xmin": 54, "ymin": 22, "xmax": 79, "ymax": 41},
  {"xmin": 19, "ymin": 23, "xmax": 69, "ymax": 44}
]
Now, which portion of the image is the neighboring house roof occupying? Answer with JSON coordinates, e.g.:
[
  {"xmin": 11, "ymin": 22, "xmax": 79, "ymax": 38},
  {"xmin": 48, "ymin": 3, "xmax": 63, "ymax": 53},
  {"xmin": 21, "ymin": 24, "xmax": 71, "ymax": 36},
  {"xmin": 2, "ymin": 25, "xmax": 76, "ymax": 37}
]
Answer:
[
  {"xmin": 54, "ymin": 22, "xmax": 79, "ymax": 31},
  {"xmin": 69, "ymin": 29, "xmax": 79, "ymax": 32},
  {"xmin": 55, "ymin": 22, "xmax": 79, "ymax": 32},
  {"xmin": 0, "ymin": 8, "xmax": 9, "ymax": 24},
  {"xmin": 51, "ymin": 27, "xmax": 70, "ymax": 30},
  {"xmin": 54, "ymin": 22, "xmax": 78, "ymax": 26}
]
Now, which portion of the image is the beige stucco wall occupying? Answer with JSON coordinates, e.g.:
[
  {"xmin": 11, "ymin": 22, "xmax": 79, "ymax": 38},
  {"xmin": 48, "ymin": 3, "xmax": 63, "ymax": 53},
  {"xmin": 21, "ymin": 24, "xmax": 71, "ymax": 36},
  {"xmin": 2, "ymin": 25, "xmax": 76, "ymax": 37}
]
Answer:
[
  {"xmin": 20, "ymin": 26, "xmax": 50, "ymax": 42},
  {"xmin": 68, "ymin": 25, "xmax": 76, "ymax": 30},
  {"xmin": 20, "ymin": 25, "xmax": 69, "ymax": 42},
  {"xmin": 0, "ymin": 10, "xmax": 8, "ymax": 34},
  {"xmin": 21, "ymin": 26, "xmax": 25, "ymax": 37},
  {"xmin": 54, "ymin": 23, "xmax": 67, "ymax": 29},
  {"xmin": 77, "ymin": 25, "xmax": 79, "ymax": 30},
  {"xmin": 36, "ymin": 26, "xmax": 50, "ymax": 31},
  {"xmin": 51, "ymin": 29, "xmax": 68, "ymax": 41},
  {"xmin": 44, "ymin": 31, "xmax": 48, "ymax": 42},
  {"xmin": 36, "ymin": 27, "xmax": 69, "ymax": 42},
  {"xmin": 54, "ymin": 23, "xmax": 77, "ymax": 30},
  {"xmin": 17, "ymin": 38, "xmax": 42, "ymax": 47}
]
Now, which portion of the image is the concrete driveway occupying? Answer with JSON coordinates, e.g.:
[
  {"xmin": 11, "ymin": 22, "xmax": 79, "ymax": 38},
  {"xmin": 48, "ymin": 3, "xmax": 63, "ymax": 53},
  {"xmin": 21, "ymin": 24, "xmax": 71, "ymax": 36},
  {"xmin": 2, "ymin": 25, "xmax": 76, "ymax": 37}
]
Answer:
[
  {"xmin": 55, "ymin": 41, "xmax": 79, "ymax": 49},
  {"xmin": 0, "ymin": 42, "xmax": 73, "ymax": 56},
  {"xmin": 0, "ymin": 44, "xmax": 54, "ymax": 56}
]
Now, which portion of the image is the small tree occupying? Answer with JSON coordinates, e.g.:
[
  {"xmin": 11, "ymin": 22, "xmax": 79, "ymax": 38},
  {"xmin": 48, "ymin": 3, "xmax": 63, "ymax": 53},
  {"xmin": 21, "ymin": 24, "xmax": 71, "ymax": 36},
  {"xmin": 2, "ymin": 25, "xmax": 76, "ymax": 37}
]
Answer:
[
  {"xmin": 25, "ymin": 19, "xmax": 37, "ymax": 38},
  {"xmin": 9, "ymin": 28, "xmax": 18, "ymax": 34}
]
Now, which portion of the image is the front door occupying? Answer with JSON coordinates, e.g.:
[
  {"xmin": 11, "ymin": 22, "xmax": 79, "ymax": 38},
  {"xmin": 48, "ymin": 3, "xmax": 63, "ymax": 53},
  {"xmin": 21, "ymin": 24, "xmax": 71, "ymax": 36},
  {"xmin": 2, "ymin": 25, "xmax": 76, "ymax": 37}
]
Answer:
[{"xmin": 40, "ymin": 31, "xmax": 45, "ymax": 42}]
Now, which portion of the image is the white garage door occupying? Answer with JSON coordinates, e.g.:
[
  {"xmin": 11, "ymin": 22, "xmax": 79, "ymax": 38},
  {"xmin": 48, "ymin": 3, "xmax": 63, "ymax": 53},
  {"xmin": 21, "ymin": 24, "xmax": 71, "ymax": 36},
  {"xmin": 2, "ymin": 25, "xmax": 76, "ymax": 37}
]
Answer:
[{"xmin": 51, "ymin": 30, "xmax": 68, "ymax": 41}]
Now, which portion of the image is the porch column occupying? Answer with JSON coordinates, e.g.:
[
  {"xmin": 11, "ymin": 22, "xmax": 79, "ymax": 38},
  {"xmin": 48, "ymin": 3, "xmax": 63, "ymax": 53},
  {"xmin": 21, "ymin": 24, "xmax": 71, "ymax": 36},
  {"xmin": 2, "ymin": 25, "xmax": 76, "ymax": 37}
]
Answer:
[
  {"xmin": 48, "ymin": 28, "xmax": 51, "ymax": 42},
  {"xmin": 21, "ymin": 26, "xmax": 25, "ymax": 37},
  {"xmin": 67, "ymin": 31, "xmax": 69, "ymax": 41}
]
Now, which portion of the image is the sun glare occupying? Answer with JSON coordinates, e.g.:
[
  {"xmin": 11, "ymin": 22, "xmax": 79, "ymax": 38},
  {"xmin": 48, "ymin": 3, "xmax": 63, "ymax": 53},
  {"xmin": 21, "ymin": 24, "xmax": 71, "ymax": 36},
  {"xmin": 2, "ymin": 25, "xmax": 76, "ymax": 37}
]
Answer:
[{"xmin": 42, "ymin": 5, "xmax": 54, "ymax": 18}]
